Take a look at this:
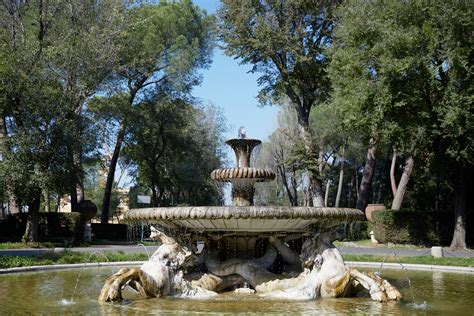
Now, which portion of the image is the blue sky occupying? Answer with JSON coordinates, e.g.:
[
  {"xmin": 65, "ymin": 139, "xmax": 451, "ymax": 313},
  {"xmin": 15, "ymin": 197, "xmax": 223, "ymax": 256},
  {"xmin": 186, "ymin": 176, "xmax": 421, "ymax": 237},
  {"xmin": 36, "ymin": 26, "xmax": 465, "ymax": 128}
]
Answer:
[{"xmin": 192, "ymin": 0, "xmax": 279, "ymax": 143}]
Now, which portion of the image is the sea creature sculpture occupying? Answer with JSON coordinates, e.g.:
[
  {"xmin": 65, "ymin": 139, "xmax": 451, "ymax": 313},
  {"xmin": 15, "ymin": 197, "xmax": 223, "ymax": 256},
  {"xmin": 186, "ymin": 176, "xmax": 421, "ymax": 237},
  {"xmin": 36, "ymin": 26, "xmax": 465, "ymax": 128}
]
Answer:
[{"xmin": 99, "ymin": 227, "xmax": 401, "ymax": 302}]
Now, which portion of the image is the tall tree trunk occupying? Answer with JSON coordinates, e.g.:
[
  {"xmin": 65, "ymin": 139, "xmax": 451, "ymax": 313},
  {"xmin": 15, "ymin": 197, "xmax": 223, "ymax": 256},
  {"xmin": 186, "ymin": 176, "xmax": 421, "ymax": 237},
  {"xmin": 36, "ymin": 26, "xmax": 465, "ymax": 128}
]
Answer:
[
  {"xmin": 324, "ymin": 179, "xmax": 330, "ymax": 207},
  {"xmin": 318, "ymin": 148, "xmax": 325, "ymax": 174},
  {"xmin": 290, "ymin": 172, "xmax": 298, "ymax": 206},
  {"xmin": 335, "ymin": 147, "xmax": 345, "ymax": 207},
  {"xmin": 450, "ymin": 165, "xmax": 468, "ymax": 250},
  {"xmin": 151, "ymin": 182, "xmax": 159, "ymax": 207},
  {"xmin": 297, "ymin": 123, "xmax": 324, "ymax": 207},
  {"xmin": 70, "ymin": 186, "xmax": 78, "ymax": 212},
  {"xmin": 101, "ymin": 119, "xmax": 127, "ymax": 223},
  {"xmin": 355, "ymin": 159, "xmax": 359, "ymax": 199},
  {"xmin": 56, "ymin": 195, "xmax": 61, "ymax": 212},
  {"xmin": 277, "ymin": 164, "xmax": 298, "ymax": 206},
  {"xmin": 43, "ymin": 190, "xmax": 50, "ymax": 212},
  {"xmin": 391, "ymin": 156, "xmax": 414, "ymax": 211},
  {"xmin": 74, "ymin": 147, "xmax": 85, "ymax": 203},
  {"xmin": 356, "ymin": 139, "xmax": 377, "ymax": 212},
  {"xmin": 66, "ymin": 142, "xmax": 79, "ymax": 212},
  {"xmin": 0, "ymin": 115, "xmax": 5, "ymax": 158},
  {"xmin": 390, "ymin": 148, "xmax": 397, "ymax": 197},
  {"xmin": 22, "ymin": 192, "xmax": 41, "ymax": 242},
  {"xmin": 7, "ymin": 191, "xmax": 20, "ymax": 214},
  {"xmin": 0, "ymin": 116, "xmax": 20, "ymax": 214},
  {"xmin": 334, "ymin": 161, "xmax": 344, "ymax": 207},
  {"xmin": 348, "ymin": 171, "xmax": 354, "ymax": 208},
  {"xmin": 303, "ymin": 178, "xmax": 311, "ymax": 207}
]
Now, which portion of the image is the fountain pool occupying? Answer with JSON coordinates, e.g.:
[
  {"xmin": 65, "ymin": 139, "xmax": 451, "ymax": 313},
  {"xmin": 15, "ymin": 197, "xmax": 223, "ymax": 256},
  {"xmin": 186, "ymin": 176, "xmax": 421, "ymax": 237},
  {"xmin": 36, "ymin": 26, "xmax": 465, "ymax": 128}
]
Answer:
[{"xmin": 0, "ymin": 266, "xmax": 472, "ymax": 314}]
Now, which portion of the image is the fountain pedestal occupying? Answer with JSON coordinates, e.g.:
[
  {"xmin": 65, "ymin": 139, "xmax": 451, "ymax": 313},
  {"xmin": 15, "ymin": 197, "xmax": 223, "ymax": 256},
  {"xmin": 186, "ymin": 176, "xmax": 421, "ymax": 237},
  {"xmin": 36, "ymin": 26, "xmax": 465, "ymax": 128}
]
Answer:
[{"xmin": 211, "ymin": 138, "xmax": 274, "ymax": 206}]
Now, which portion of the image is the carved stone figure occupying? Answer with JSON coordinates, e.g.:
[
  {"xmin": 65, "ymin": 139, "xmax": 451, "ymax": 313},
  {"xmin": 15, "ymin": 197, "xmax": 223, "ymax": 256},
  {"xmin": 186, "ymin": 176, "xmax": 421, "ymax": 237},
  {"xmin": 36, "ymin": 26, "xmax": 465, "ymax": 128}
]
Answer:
[{"xmin": 99, "ymin": 226, "xmax": 401, "ymax": 302}]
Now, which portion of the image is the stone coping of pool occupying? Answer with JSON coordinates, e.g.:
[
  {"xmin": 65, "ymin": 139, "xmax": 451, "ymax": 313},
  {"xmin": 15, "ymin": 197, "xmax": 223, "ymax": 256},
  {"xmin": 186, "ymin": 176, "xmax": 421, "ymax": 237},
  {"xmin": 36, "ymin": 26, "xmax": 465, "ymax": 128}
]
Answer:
[
  {"xmin": 345, "ymin": 261, "xmax": 474, "ymax": 273},
  {"xmin": 124, "ymin": 206, "xmax": 365, "ymax": 232},
  {"xmin": 1, "ymin": 261, "xmax": 473, "ymax": 275}
]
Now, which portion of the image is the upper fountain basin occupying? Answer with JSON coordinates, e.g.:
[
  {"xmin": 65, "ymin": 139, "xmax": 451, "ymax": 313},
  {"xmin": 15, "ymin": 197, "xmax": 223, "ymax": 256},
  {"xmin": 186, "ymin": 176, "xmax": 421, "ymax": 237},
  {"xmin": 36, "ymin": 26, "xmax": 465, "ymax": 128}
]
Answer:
[
  {"xmin": 210, "ymin": 167, "xmax": 275, "ymax": 182},
  {"xmin": 124, "ymin": 206, "xmax": 365, "ymax": 233},
  {"xmin": 225, "ymin": 138, "xmax": 262, "ymax": 147}
]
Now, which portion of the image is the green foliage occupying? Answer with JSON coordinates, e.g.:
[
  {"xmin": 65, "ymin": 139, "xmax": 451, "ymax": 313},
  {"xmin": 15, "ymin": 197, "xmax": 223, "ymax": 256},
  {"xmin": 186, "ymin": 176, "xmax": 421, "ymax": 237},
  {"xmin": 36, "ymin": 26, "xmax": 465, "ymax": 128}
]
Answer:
[
  {"xmin": 343, "ymin": 221, "xmax": 371, "ymax": 241},
  {"xmin": 0, "ymin": 212, "xmax": 81, "ymax": 242},
  {"xmin": 329, "ymin": 0, "xmax": 473, "ymax": 161},
  {"xmin": 125, "ymin": 97, "xmax": 226, "ymax": 207},
  {"xmin": 218, "ymin": 0, "xmax": 336, "ymax": 111},
  {"xmin": 255, "ymin": 106, "xmax": 304, "ymax": 206},
  {"xmin": 372, "ymin": 210, "xmax": 462, "ymax": 246},
  {"xmin": 0, "ymin": 0, "xmax": 127, "ymax": 210},
  {"xmin": 107, "ymin": 0, "xmax": 215, "ymax": 100}
]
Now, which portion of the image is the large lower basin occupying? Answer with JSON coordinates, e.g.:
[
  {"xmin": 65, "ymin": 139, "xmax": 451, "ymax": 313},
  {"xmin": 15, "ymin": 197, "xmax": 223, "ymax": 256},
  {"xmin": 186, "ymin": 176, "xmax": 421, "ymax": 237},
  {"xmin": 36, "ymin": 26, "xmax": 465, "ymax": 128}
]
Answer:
[
  {"xmin": 124, "ymin": 206, "xmax": 365, "ymax": 232},
  {"xmin": 0, "ymin": 266, "xmax": 472, "ymax": 314}
]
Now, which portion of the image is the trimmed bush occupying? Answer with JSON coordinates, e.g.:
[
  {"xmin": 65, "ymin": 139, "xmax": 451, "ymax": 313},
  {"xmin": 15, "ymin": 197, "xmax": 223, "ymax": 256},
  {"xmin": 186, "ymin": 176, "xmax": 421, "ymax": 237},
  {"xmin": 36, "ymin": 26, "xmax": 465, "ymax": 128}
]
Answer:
[
  {"xmin": 372, "ymin": 209, "xmax": 471, "ymax": 246},
  {"xmin": 91, "ymin": 223, "xmax": 127, "ymax": 240},
  {"xmin": 0, "ymin": 212, "xmax": 81, "ymax": 242}
]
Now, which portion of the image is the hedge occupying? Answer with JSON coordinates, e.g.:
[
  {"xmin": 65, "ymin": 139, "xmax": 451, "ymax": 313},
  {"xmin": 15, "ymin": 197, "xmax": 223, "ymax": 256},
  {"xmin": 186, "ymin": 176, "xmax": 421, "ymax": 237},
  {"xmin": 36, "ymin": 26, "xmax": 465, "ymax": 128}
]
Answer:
[
  {"xmin": 372, "ymin": 209, "xmax": 472, "ymax": 246},
  {"xmin": 0, "ymin": 212, "xmax": 81, "ymax": 242},
  {"xmin": 91, "ymin": 223, "xmax": 128, "ymax": 240}
]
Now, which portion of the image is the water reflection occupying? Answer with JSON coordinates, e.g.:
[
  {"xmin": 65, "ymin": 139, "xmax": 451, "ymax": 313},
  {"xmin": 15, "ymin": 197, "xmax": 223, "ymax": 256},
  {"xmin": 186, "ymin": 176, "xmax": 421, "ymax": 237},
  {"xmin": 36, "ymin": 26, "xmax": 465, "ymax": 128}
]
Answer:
[{"xmin": 0, "ymin": 267, "xmax": 473, "ymax": 315}]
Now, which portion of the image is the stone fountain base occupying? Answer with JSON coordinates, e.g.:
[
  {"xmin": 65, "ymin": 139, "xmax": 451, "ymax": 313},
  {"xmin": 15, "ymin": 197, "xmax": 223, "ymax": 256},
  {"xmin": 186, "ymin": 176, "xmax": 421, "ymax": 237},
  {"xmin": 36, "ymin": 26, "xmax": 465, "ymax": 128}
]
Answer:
[{"xmin": 99, "ymin": 225, "xmax": 402, "ymax": 303}]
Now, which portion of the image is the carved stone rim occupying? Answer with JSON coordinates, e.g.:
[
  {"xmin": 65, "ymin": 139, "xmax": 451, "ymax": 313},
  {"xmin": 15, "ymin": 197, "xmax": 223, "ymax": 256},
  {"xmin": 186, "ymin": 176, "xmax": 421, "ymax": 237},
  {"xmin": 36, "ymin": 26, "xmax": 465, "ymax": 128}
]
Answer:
[
  {"xmin": 124, "ymin": 206, "xmax": 365, "ymax": 221},
  {"xmin": 210, "ymin": 167, "xmax": 275, "ymax": 182}
]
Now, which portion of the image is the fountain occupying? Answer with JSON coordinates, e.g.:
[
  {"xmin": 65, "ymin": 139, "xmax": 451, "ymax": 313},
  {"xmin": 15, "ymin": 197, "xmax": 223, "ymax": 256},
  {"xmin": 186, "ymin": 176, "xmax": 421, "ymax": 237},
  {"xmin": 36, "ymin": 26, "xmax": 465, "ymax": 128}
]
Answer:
[{"xmin": 99, "ymin": 133, "xmax": 402, "ymax": 303}]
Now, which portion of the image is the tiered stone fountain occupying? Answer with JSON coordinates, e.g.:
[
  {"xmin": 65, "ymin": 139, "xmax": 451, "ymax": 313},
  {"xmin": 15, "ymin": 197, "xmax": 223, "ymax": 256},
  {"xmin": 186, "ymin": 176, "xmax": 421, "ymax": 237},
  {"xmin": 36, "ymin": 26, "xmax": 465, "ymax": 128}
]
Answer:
[
  {"xmin": 211, "ymin": 138, "xmax": 274, "ymax": 206},
  {"xmin": 99, "ymin": 134, "xmax": 401, "ymax": 303}
]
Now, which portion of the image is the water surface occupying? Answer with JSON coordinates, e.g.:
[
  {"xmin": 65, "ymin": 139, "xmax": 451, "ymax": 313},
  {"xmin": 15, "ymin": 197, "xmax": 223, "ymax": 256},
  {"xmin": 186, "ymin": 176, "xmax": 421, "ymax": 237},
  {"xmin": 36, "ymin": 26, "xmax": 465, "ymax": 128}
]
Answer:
[{"xmin": 0, "ymin": 267, "xmax": 472, "ymax": 315}]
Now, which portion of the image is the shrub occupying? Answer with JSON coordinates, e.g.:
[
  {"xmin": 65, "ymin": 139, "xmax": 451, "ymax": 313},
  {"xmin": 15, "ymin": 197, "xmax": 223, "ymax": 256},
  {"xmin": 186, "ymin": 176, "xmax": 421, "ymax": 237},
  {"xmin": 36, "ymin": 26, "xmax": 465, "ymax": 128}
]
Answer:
[
  {"xmin": 372, "ymin": 209, "xmax": 471, "ymax": 246},
  {"xmin": 91, "ymin": 223, "xmax": 128, "ymax": 240},
  {"xmin": 0, "ymin": 212, "xmax": 81, "ymax": 242}
]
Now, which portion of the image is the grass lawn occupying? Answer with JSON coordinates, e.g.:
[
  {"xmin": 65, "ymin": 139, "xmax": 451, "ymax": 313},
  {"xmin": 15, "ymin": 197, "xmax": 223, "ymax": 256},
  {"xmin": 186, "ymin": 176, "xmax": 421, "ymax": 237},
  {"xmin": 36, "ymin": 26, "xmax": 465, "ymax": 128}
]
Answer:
[
  {"xmin": 343, "ymin": 254, "xmax": 474, "ymax": 267},
  {"xmin": 1, "ymin": 251, "xmax": 473, "ymax": 269},
  {"xmin": 0, "ymin": 242, "xmax": 58, "ymax": 249},
  {"xmin": 0, "ymin": 251, "xmax": 148, "ymax": 269}
]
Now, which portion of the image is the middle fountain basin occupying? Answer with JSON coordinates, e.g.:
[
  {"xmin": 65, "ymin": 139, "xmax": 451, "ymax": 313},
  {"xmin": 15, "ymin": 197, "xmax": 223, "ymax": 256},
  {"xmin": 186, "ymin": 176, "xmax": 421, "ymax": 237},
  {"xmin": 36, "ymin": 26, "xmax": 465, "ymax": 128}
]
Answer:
[{"xmin": 124, "ymin": 206, "xmax": 365, "ymax": 233}]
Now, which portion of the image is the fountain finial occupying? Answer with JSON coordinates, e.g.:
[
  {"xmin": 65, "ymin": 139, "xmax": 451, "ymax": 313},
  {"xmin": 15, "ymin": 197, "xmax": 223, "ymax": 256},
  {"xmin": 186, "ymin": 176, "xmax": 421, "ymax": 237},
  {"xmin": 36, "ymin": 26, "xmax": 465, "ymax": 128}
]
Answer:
[{"xmin": 238, "ymin": 126, "xmax": 246, "ymax": 139}]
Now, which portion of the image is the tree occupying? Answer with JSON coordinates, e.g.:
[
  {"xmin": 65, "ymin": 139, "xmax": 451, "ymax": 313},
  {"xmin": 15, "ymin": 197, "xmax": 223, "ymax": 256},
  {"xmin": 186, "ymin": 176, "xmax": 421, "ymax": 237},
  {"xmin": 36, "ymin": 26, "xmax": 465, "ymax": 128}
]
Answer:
[
  {"xmin": 125, "ymin": 96, "xmax": 226, "ymax": 207},
  {"xmin": 218, "ymin": 0, "xmax": 340, "ymax": 207},
  {"xmin": 0, "ymin": 0, "xmax": 126, "ymax": 241},
  {"xmin": 255, "ymin": 106, "xmax": 304, "ymax": 206},
  {"xmin": 99, "ymin": 0, "xmax": 215, "ymax": 223},
  {"xmin": 329, "ymin": 0, "xmax": 473, "ymax": 247}
]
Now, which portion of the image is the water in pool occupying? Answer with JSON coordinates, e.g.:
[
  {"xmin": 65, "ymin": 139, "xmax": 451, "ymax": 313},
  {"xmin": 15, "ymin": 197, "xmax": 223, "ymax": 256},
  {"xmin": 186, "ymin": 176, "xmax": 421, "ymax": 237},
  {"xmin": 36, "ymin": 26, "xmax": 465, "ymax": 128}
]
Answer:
[{"xmin": 0, "ymin": 267, "xmax": 472, "ymax": 315}]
